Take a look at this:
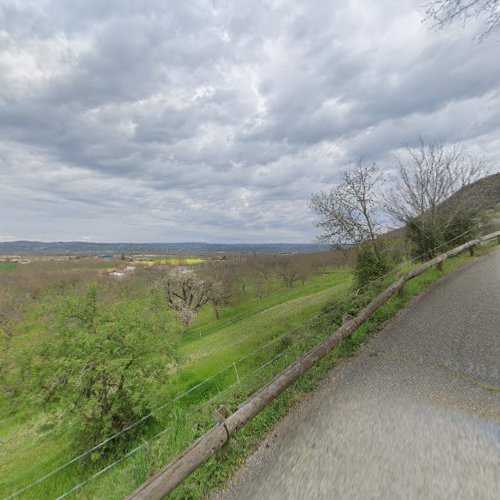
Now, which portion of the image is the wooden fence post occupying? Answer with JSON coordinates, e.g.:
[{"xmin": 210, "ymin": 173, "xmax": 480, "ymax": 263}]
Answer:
[{"xmin": 342, "ymin": 312, "xmax": 353, "ymax": 324}]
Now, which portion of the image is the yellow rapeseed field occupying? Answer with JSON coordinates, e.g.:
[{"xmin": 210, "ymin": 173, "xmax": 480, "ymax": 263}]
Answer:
[{"xmin": 137, "ymin": 258, "xmax": 205, "ymax": 266}]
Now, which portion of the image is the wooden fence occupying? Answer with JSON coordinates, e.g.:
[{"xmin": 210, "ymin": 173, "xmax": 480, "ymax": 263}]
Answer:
[{"xmin": 129, "ymin": 231, "xmax": 500, "ymax": 500}]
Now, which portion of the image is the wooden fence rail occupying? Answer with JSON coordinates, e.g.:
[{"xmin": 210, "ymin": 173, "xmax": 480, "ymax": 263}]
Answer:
[{"xmin": 128, "ymin": 232, "xmax": 499, "ymax": 500}]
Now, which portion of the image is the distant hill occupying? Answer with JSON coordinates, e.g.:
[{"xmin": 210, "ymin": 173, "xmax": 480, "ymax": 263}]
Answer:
[
  {"xmin": 440, "ymin": 171, "xmax": 500, "ymax": 233},
  {"xmin": 384, "ymin": 172, "xmax": 500, "ymax": 239},
  {"xmin": 3, "ymin": 174, "xmax": 497, "ymax": 257},
  {"xmin": 0, "ymin": 241, "xmax": 325, "ymax": 256},
  {"xmin": 444, "ymin": 172, "xmax": 500, "ymax": 212}
]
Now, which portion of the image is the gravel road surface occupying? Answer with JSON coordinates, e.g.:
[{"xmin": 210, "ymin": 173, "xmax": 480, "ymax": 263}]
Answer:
[{"xmin": 217, "ymin": 250, "xmax": 500, "ymax": 500}]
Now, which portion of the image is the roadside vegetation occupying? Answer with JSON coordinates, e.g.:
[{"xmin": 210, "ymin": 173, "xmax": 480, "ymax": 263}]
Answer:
[
  {"xmin": 0, "ymin": 137, "xmax": 498, "ymax": 499},
  {"xmin": 4, "ymin": 241, "xmax": 495, "ymax": 500}
]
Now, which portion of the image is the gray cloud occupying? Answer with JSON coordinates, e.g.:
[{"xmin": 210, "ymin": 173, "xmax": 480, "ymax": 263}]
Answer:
[{"xmin": 0, "ymin": 0, "xmax": 499, "ymax": 243}]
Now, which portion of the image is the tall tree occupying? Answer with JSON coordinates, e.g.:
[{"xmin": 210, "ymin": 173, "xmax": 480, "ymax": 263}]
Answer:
[
  {"xmin": 310, "ymin": 160, "xmax": 384, "ymax": 259},
  {"xmin": 387, "ymin": 138, "xmax": 487, "ymax": 258}
]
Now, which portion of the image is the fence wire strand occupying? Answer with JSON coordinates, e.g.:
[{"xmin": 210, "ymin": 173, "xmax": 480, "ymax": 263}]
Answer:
[
  {"xmin": 53, "ymin": 321, "xmax": 331, "ymax": 499},
  {"xmin": 7, "ymin": 304, "xmax": 331, "ymax": 499}
]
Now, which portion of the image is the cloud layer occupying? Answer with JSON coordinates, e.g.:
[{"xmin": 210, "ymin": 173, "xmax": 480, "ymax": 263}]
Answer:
[{"xmin": 1, "ymin": 0, "xmax": 499, "ymax": 242}]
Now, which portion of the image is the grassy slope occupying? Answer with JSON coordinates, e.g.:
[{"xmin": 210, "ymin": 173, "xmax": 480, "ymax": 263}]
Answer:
[
  {"xmin": 172, "ymin": 244, "xmax": 500, "ymax": 500},
  {"xmin": 4, "ymin": 244, "xmax": 497, "ymax": 499},
  {"xmin": 83, "ymin": 244, "xmax": 498, "ymax": 500},
  {"xmin": 177, "ymin": 272, "xmax": 351, "ymax": 380},
  {"xmin": 0, "ymin": 270, "xmax": 352, "ymax": 498}
]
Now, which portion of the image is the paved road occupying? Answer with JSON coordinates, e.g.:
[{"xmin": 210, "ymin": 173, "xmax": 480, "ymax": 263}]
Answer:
[{"xmin": 219, "ymin": 250, "xmax": 500, "ymax": 500}]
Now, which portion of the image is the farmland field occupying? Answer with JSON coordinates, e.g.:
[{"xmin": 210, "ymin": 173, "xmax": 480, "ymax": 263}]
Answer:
[
  {"xmin": 0, "ymin": 259, "xmax": 352, "ymax": 499},
  {"xmin": 0, "ymin": 262, "xmax": 18, "ymax": 271},
  {"xmin": 138, "ymin": 257, "xmax": 206, "ymax": 266},
  {"xmin": 3, "ymin": 241, "xmax": 496, "ymax": 499}
]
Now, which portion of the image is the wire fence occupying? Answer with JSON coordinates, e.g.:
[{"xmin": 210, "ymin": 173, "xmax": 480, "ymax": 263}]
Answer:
[
  {"xmin": 6, "ymin": 228, "xmax": 484, "ymax": 499},
  {"xmin": 6, "ymin": 309, "xmax": 333, "ymax": 499},
  {"xmin": 54, "ymin": 321, "xmax": 332, "ymax": 499}
]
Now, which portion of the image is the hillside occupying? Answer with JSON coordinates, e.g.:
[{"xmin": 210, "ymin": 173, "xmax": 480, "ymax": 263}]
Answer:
[
  {"xmin": 448, "ymin": 171, "xmax": 500, "ymax": 212},
  {"xmin": 384, "ymin": 172, "xmax": 500, "ymax": 239},
  {"xmin": 448, "ymin": 172, "xmax": 500, "ymax": 232},
  {"xmin": 0, "ymin": 267, "xmax": 351, "ymax": 498}
]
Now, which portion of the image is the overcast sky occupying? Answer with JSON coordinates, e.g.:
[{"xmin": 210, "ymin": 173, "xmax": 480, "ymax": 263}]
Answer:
[{"xmin": 1, "ymin": 0, "xmax": 499, "ymax": 243}]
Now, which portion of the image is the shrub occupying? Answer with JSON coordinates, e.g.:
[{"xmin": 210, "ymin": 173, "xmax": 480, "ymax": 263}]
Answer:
[
  {"xmin": 406, "ymin": 207, "xmax": 480, "ymax": 260},
  {"xmin": 353, "ymin": 245, "xmax": 390, "ymax": 290},
  {"xmin": 22, "ymin": 283, "xmax": 180, "ymax": 450},
  {"xmin": 442, "ymin": 208, "xmax": 480, "ymax": 246},
  {"xmin": 406, "ymin": 218, "xmax": 444, "ymax": 260}
]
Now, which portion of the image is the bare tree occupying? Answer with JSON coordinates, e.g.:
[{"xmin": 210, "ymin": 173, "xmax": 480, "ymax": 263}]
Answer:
[
  {"xmin": 236, "ymin": 261, "xmax": 253, "ymax": 296},
  {"xmin": 387, "ymin": 138, "xmax": 487, "ymax": 258},
  {"xmin": 254, "ymin": 271, "xmax": 269, "ymax": 299},
  {"xmin": 250, "ymin": 255, "xmax": 274, "ymax": 299},
  {"xmin": 206, "ymin": 280, "xmax": 225, "ymax": 320},
  {"xmin": 274, "ymin": 256, "xmax": 301, "ymax": 288},
  {"xmin": 200, "ymin": 262, "xmax": 236, "ymax": 319},
  {"xmin": 424, "ymin": 0, "xmax": 500, "ymax": 40},
  {"xmin": 310, "ymin": 160, "xmax": 384, "ymax": 259},
  {"xmin": 153, "ymin": 268, "xmax": 210, "ymax": 329},
  {"xmin": 297, "ymin": 262, "xmax": 311, "ymax": 286}
]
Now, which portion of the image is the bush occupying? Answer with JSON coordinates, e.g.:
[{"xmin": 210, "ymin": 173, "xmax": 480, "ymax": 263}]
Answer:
[
  {"xmin": 322, "ymin": 291, "xmax": 373, "ymax": 327},
  {"xmin": 442, "ymin": 208, "xmax": 480, "ymax": 245},
  {"xmin": 21, "ymin": 283, "xmax": 180, "ymax": 450},
  {"xmin": 353, "ymin": 245, "xmax": 390, "ymax": 290},
  {"xmin": 406, "ymin": 207, "xmax": 480, "ymax": 260},
  {"xmin": 406, "ymin": 219, "xmax": 444, "ymax": 260}
]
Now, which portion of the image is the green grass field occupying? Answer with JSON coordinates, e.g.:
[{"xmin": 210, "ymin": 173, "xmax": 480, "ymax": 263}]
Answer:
[
  {"xmin": 0, "ymin": 269, "xmax": 352, "ymax": 499},
  {"xmin": 0, "ymin": 262, "xmax": 19, "ymax": 271},
  {"xmin": 2, "ymin": 244, "xmax": 497, "ymax": 499}
]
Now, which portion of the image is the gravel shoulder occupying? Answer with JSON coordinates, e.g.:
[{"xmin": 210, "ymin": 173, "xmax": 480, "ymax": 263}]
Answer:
[{"xmin": 214, "ymin": 250, "xmax": 500, "ymax": 500}]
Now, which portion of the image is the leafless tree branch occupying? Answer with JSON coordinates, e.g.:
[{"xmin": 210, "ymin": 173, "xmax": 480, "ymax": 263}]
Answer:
[
  {"xmin": 424, "ymin": 0, "xmax": 500, "ymax": 40},
  {"xmin": 310, "ymin": 160, "xmax": 384, "ymax": 257}
]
